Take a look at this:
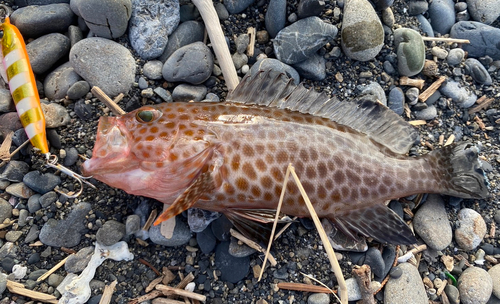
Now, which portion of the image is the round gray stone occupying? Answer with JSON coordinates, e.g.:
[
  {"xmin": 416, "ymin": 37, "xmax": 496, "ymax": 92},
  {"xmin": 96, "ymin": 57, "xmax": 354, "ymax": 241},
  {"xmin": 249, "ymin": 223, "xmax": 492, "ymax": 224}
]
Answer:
[
  {"xmin": 65, "ymin": 246, "xmax": 94, "ymax": 273},
  {"xmin": 129, "ymin": 0, "xmax": 180, "ymax": 60},
  {"xmin": 171, "ymin": 84, "xmax": 207, "ymax": 102},
  {"xmin": 394, "ymin": 28, "xmax": 425, "ymax": 76},
  {"xmin": 10, "ymin": 3, "xmax": 74, "ymax": 38},
  {"xmin": 450, "ymin": 21, "xmax": 500, "ymax": 60},
  {"xmin": 388, "ymin": 87, "xmax": 404, "ymax": 115},
  {"xmin": 96, "ymin": 220, "xmax": 126, "ymax": 246},
  {"xmin": 66, "ymin": 81, "xmax": 90, "ymax": 100},
  {"xmin": 447, "ymin": 48, "xmax": 465, "ymax": 66},
  {"xmin": 0, "ymin": 89, "xmax": 13, "ymax": 112},
  {"xmin": 0, "ymin": 198, "xmax": 12, "ymax": 224},
  {"xmin": 162, "ymin": 42, "xmax": 213, "ymax": 84},
  {"xmin": 26, "ymin": 33, "xmax": 70, "ymax": 75},
  {"xmin": 466, "ymin": 0, "xmax": 500, "ymax": 25},
  {"xmin": 224, "ymin": 0, "xmax": 255, "ymax": 14},
  {"xmin": 149, "ymin": 217, "xmax": 192, "ymax": 247},
  {"xmin": 428, "ymin": 0, "xmax": 455, "ymax": 35},
  {"xmin": 274, "ymin": 16, "xmax": 338, "ymax": 64},
  {"xmin": 458, "ymin": 267, "xmax": 493, "ymax": 304},
  {"xmin": 44, "ymin": 62, "xmax": 82, "ymax": 100},
  {"xmin": 292, "ymin": 53, "xmax": 326, "ymax": 80},
  {"xmin": 72, "ymin": 0, "xmax": 131, "ymax": 39},
  {"xmin": 416, "ymin": 14, "xmax": 434, "ymax": 37},
  {"xmin": 23, "ymin": 171, "xmax": 61, "ymax": 195},
  {"xmin": 70, "ymin": 37, "xmax": 136, "ymax": 97},
  {"xmin": 265, "ymin": 0, "xmax": 286, "ymax": 38},
  {"xmin": 385, "ymin": 262, "xmax": 427, "ymax": 304},
  {"xmin": 464, "ymin": 58, "xmax": 493, "ymax": 85},
  {"xmin": 414, "ymin": 104, "xmax": 437, "ymax": 120},
  {"xmin": 307, "ymin": 293, "xmax": 330, "ymax": 304},
  {"xmin": 413, "ymin": 194, "xmax": 452, "ymax": 250},
  {"xmin": 6, "ymin": 182, "xmax": 35, "ymax": 199},
  {"xmin": 160, "ymin": 21, "xmax": 205, "ymax": 62},
  {"xmin": 0, "ymin": 160, "xmax": 29, "ymax": 182},
  {"xmin": 341, "ymin": 0, "xmax": 384, "ymax": 61},
  {"xmin": 143, "ymin": 61, "xmax": 164, "ymax": 80},
  {"xmin": 489, "ymin": 264, "xmax": 500, "ymax": 298},
  {"xmin": 440, "ymin": 80, "xmax": 477, "ymax": 108},
  {"xmin": 455, "ymin": 208, "xmax": 486, "ymax": 251}
]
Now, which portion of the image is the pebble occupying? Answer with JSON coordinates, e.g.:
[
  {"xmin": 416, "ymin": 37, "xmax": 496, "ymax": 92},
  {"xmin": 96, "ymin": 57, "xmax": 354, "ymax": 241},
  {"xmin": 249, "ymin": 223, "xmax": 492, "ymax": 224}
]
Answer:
[
  {"xmin": 39, "ymin": 202, "xmax": 91, "ymax": 247},
  {"xmin": 160, "ymin": 21, "xmax": 205, "ymax": 62},
  {"xmin": 143, "ymin": 61, "xmax": 164, "ymax": 80},
  {"xmin": 414, "ymin": 105, "xmax": 437, "ymax": 120},
  {"xmin": 163, "ymin": 42, "xmax": 213, "ymax": 84},
  {"xmin": 0, "ymin": 112, "xmax": 22, "ymax": 132},
  {"xmin": 393, "ymin": 28, "xmax": 425, "ymax": 76},
  {"xmin": 228, "ymin": 237, "xmax": 256, "ymax": 257},
  {"xmin": 10, "ymin": 3, "xmax": 74, "ymax": 38},
  {"xmin": 74, "ymin": 100, "xmax": 94, "ymax": 120},
  {"xmin": 70, "ymin": 37, "xmax": 136, "ymax": 97},
  {"xmin": 27, "ymin": 194, "xmax": 41, "ymax": 213},
  {"xmin": 431, "ymin": 46, "xmax": 448, "ymax": 60},
  {"xmin": 464, "ymin": 58, "xmax": 493, "ymax": 85},
  {"xmin": 274, "ymin": 16, "xmax": 337, "ymax": 64},
  {"xmin": 428, "ymin": 0, "xmax": 455, "ymax": 35},
  {"xmin": 422, "ymin": 60, "xmax": 439, "ymax": 77},
  {"xmin": 154, "ymin": 87, "xmax": 173, "ymax": 102},
  {"xmin": 292, "ymin": 53, "xmax": 326, "ymax": 80},
  {"xmin": 450, "ymin": 22, "xmax": 500, "ymax": 60},
  {"xmin": 44, "ymin": 62, "xmax": 82, "ymax": 100},
  {"xmin": 28, "ymin": 269, "xmax": 46, "ymax": 281},
  {"xmin": 65, "ymin": 246, "xmax": 94, "ymax": 273},
  {"xmin": 6, "ymin": 182, "xmax": 35, "ymax": 199},
  {"xmin": 149, "ymin": 217, "xmax": 192, "ymax": 247},
  {"xmin": 458, "ymin": 266, "xmax": 493, "ymax": 304},
  {"xmin": 129, "ymin": 0, "xmax": 180, "ymax": 60},
  {"xmin": 440, "ymin": 80, "xmax": 477, "ymax": 108},
  {"xmin": 23, "ymin": 171, "xmax": 61, "ymax": 194},
  {"xmin": 341, "ymin": 0, "xmax": 383, "ymax": 61},
  {"xmin": 413, "ymin": 195, "xmax": 452, "ymax": 250},
  {"xmin": 447, "ymin": 48, "xmax": 465, "ymax": 66},
  {"xmin": 214, "ymin": 241, "xmax": 249, "ymax": 283},
  {"xmin": 364, "ymin": 247, "xmax": 386, "ymax": 280},
  {"xmin": 24, "ymin": 225, "xmax": 39, "ymax": 243},
  {"xmin": 382, "ymin": 7, "xmax": 395, "ymax": 27},
  {"xmin": 171, "ymin": 84, "xmax": 207, "ymax": 102},
  {"xmin": 360, "ymin": 82, "xmax": 387, "ymax": 106},
  {"xmin": 298, "ymin": 0, "xmax": 325, "ymax": 18},
  {"xmin": 125, "ymin": 214, "xmax": 141, "ymax": 236},
  {"xmin": 68, "ymin": 25, "xmax": 83, "ymax": 48},
  {"xmin": 224, "ymin": 0, "xmax": 255, "ymax": 14},
  {"xmin": 345, "ymin": 278, "xmax": 362, "ymax": 301},
  {"xmin": 1, "ymin": 257, "xmax": 15, "ymax": 273},
  {"xmin": 39, "ymin": 191, "xmax": 58, "ymax": 208},
  {"xmin": 0, "ymin": 242, "xmax": 18, "ymax": 259},
  {"xmin": 138, "ymin": 77, "xmax": 148, "ymax": 90},
  {"xmin": 67, "ymin": 81, "xmax": 90, "ymax": 100},
  {"xmin": 466, "ymin": 0, "xmax": 500, "ymax": 25},
  {"xmin": 215, "ymin": 3, "xmax": 229, "ymax": 20},
  {"xmin": 408, "ymin": 1, "xmax": 428, "ymax": 15},
  {"xmin": 42, "ymin": 103, "xmax": 71, "ymax": 127},
  {"xmin": 416, "ymin": 15, "xmax": 434, "ymax": 37},
  {"xmin": 0, "ymin": 160, "xmax": 29, "ymax": 182},
  {"xmin": 405, "ymin": 87, "xmax": 419, "ymax": 105},
  {"xmin": 26, "ymin": 33, "xmax": 70, "ymax": 75},
  {"xmin": 445, "ymin": 284, "xmax": 460, "ymax": 304},
  {"xmin": 249, "ymin": 58, "xmax": 300, "ymax": 85},
  {"xmin": 455, "ymin": 208, "xmax": 486, "ymax": 250},
  {"xmin": 0, "ymin": 199, "xmax": 12, "ymax": 224},
  {"xmin": 96, "ymin": 220, "xmax": 126, "ymax": 246},
  {"xmin": 5, "ymin": 231, "xmax": 23, "ymax": 242},
  {"xmin": 232, "ymin": 53, "xmax": 248, "ymax": 70},
  {"xmin": 384, "ymin": 263, "xmax": 427, "ymax": 304},
  {"xmin": 0, "ymin": 88, "xmax": 13, "ymax": 112},
  {"xmin": 48, "ymin": 274, "xmax": 64, "ymax": 288},
  {"xmin": 371, "ymin": 0, "xmax": 394, "ymax": 10},
  {"xmin": 307, "ymin": 293, "xmax": 330, "ymax": 304},
  {"xmin": 489, "ymin": 264, "xmax": 500, "ymax": 299},
  {"xmin": 196, "ymin": 226, "xmax": 217, "ymax": 254},
  {"xmin": 0, "ymin": 273, "xmax": 6, "ymax": 295},
  {"xmin": 72, "ymin": 0, "xmax": 132, "ymax": 39},
  {"xmin": 265, "ymin": 0, "xmax": 286, "ymax": 38}
]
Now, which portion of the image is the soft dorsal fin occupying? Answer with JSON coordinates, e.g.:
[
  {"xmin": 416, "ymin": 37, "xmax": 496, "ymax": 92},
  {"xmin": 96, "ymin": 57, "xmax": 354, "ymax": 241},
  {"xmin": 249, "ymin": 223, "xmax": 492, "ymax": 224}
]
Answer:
[{"xmin": 227, "ymin": 70, "xmax": 419, "ymax": 154}]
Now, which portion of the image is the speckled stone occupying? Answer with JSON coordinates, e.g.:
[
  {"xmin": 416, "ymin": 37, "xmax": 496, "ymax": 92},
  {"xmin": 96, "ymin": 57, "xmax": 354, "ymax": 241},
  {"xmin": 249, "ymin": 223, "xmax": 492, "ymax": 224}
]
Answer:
[
  {"xmin": 489, "ymin": 264, "xmax": 500, "ymax": 299},
  {"xmin": 385, "ymin": 263, "xmax": 427, "ymax": 304},
  {"xmin": 458, "ymin": 267, "xmax": 493, "ymax": 304},
  {"xmin": 455, "ymin": 208, "xmax": 486, "ymax": 251},
  {"xmin": 413, "ymin": 194, "xmax": 452, "ymax": 250}
]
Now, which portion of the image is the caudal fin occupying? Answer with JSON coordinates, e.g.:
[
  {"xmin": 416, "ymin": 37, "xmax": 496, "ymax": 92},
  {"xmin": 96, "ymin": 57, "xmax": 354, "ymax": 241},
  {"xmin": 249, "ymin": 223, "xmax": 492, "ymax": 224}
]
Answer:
[{"xmin": 431, "ymin": 143, "xmax": 489, "ymax": 199}]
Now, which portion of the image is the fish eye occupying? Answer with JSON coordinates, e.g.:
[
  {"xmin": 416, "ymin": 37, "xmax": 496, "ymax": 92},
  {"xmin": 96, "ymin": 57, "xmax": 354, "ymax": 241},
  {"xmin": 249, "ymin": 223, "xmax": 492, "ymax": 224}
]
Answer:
[{"xmin": 136, "ymin": 109, "xmax": 160, "ymax": 123}]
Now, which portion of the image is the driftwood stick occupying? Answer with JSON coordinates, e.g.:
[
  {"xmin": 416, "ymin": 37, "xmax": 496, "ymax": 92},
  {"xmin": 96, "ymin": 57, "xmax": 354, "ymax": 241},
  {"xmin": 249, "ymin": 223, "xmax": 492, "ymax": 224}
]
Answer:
[
  {"xmin": 91, "ymin": 86, "xmax": 126, "ymax": 116},
  {"xmin": 277, "ymin": 282, "xmax": 334, "ymax": 293},
  {"xmin": 191, "ymin": 0, "xmax": 239, "ymax": 91},
  {"xmin": 6, "ymin": 280, "xmax": 58, "ymax": 304},
  {"xmin": 247, "ymin": 27, "xmax": 256, "ymax": 57},
  {"xmin": 128, "ymin": 290, "xmax": 163, "ymax": 304},
  {"xmin": 469, "ymin": 96, "xmax": 494, "ymax": 114},
  {"xmin": 156, "ymin": 284, "xmax": 206, "ymax": 302},
  {"xmin": 352, "ymin": 265, "xmax": 375, "ymax": 304},
  {"xmin": 99, "ymin": 280, "xmax": 118, "ymax": 304},
  {"xmin": 37, "ymin": 254, "xmax": 72, "ymax": 282},
  {"xmin": 418, "ymin": 76, "xmax": 446, "ymax": 102},
  {"xmin": 422, "ymin": 37, "xmax": 470, "ymax": 44},
  {"xmin": 399, "ymin": 77, "xmax": 425, "ymax": 90}
]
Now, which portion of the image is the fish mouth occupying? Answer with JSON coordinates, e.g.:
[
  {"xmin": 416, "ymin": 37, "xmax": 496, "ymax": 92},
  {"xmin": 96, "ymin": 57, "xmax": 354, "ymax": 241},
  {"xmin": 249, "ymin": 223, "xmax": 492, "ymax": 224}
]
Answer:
[{"xmin": 81, "ymin": 116, "xmax": 135, "ymax": 176}]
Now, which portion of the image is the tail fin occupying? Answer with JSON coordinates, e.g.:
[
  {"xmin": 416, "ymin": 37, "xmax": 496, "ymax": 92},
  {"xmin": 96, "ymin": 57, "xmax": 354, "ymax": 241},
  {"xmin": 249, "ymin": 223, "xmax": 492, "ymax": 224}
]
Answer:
[{"xmin": 430, "ymin": 142, "xmax": 489, "ymax": 199}]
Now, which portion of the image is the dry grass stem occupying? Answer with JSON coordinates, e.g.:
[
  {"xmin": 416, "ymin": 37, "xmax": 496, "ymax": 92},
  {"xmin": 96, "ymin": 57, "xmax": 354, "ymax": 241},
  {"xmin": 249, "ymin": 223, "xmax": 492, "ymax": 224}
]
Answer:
[
  {"xmin": 91, "ymin": 86, "xmax": 127, "ymax": 116},
  {"xmin": 302, "ymin": 272, "xmax": 341, "ymax": 302},
  {"xmin": 191, "ymin": 0, "xmax": 239, "ymax": 91},
  {"xmin": 399, "ymin": 77, "xmax": 425, "ymax": 89},
  {"xmin": 99, "ymin": 280, "xmax": 118, "ymax": 304},
  {"xmin": 277, "ymin": 282, "xmax": 334, "ymax": 293},
  {"xmin": 288, "ymin": 165, "xmax": 348, "ymax": 304},
  {"xmin": 418, "ymin": 76, "xmax": 446, "ymax": 102},
  {"xmin": 37, "ymin": 254, "xmax": 72, "ymax": 282},
  {"xmin": 258, "ymin": 164, "xmax": 292, "ymax": 282},
  {"xmin": 247, "ymin": 27, "xmax": 256, "ymax": 57},
  {"xmin": 422, "ymin": 37, "xmax": 470, "ymax": 44},
  {"xmin": 230, "ymin": 229, "xmax": 277, "ymax": 266},
  {"xmin": 6, "ymin": 280, "xmax": 58, "ymax": 303},
  {"xmin": 408, "ymin": 120, "xmax": 427, "ymax": 126},
  {"xmin": 156, "ymin": 284, "xmax": 206, "ymax": 302}
]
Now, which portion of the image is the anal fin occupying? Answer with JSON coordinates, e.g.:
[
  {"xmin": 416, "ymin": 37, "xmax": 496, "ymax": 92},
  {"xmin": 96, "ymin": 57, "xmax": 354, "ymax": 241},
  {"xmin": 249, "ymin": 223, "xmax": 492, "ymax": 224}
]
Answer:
[{"xmin": 331, "ymin": 204, "xmax": 417, "ymax": 245}]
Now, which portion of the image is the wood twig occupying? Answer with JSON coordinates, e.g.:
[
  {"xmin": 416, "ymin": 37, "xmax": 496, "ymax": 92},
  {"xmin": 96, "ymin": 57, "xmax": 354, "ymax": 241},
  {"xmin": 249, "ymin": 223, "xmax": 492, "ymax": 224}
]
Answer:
[
  {"xmin": 469, "ymin": 96, "xmax": 494, "ymax": 114},
  {"xmin": 6, "ymin": 280, "xmax": 58, "ymax": 304},
  {"xmin": 146, "ymin": 275, "xmax": 165, "ymax": 293},
  {"xmin": 399, "ymin": 76, "xmax": 425, "ymax": 90},
  {"xmin": 128, "ymin": 290, "xmax": 163, "ymax": 304},
  {"xmin": 422, "ymin": 37, "xmax": 470, "ymax": 44},
  {"xmin": 99, "ymin": 280, "xmax": 118, "ymax": 304},
  {"xmin": 152, "ymin": 299, "xmax": 186, "ymax": 304},
  {"xmin": 191, "ymin": 0, "xmax": 239, "ymax": 91},
  {"xmin": 352, "ymin": 265, "xmax": 375, "ymax": 304},
  {"xmin": 156, "ymin": 284, "xmax": 206, "ymax": 302},
  {"xmin": 91, "ymin": 86, "xmax": 126, "ymax": 116},
  {"xmin": 230, "ymin": 229, "xmax": 277, "ymax": 266},
  {"xmin": 37, "ymin": 254, "xmax": 73, "ymax": 282},
  {"xmin": 139, "ymin": 258, "xmax": 162, "ymax": 276},
  {"xmin": 418, "ymin": 76, "xmax": 446, "ymax": 102},
  {"xmin": 277, "ymin": 282, "xmax": 335, "ymax": 294},
  {"xmin": 143, "ymin": 209, "xmax": 158, "ymax": 231}
]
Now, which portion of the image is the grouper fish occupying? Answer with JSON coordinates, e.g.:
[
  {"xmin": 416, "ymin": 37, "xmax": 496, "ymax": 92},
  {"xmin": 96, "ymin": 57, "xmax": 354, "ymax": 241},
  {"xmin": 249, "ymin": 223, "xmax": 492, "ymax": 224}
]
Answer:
[{"xmin": 81, "ymin": 71, "xmax": 489, "ymax": 245}]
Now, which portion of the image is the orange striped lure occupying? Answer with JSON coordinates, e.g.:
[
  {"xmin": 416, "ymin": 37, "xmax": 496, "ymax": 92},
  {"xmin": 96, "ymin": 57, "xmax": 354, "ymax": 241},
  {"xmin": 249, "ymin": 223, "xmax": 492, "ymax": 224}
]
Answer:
[
  {"xmin": 0, "ymin": 16, "xmax": 49, "ymax": 158},
  {"xmin": 0, "ymin": 15, "xmax": 95, "ymax": 198}
]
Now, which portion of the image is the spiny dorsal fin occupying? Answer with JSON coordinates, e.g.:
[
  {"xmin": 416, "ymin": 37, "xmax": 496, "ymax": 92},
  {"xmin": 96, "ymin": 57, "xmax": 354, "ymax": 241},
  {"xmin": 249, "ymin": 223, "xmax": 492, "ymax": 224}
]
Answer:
[{"xmin": 227, "ymin": 70, "xmax": 419, "ymax": 154}]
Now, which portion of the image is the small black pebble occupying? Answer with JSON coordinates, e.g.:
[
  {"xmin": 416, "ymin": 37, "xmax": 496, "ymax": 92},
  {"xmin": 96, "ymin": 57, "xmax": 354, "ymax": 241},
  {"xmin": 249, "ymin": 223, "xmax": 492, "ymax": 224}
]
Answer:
[{"xmin": 389, "ymin": 266, "xmax": 402, "ymax": 278}]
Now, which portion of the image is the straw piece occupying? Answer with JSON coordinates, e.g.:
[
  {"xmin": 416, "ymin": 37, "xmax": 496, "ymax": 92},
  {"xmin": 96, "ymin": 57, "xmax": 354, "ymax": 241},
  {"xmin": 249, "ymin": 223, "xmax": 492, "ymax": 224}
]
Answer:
[
  {"xmin": 91, "ymin": 86, "xmax": 126, "ymax": 116},
  {"xmin": 277, "ymin": 282, "xmax": 333, "ymax": 293},
  {"xmin": 230, "ymin": 229, "xmax": 277, "ymax": 266},
  {"xmin": 37, "ymin": 254, "xmax": 72, "ymax": 282},
  {"xmin": 6, "ymin": 280, "xmax": 58, "ymax": 304},
  {"xmin": 422, "ymin": 37, "xmax": 470, "ymax": 44},
  {"xmin": 418, "ymin": 76, "xmax": 446, "ymax": 102},
  {"xmin": 156, "ymin": 284, "xmax": 206, "ymax": 302},
  {"xmin": 99, "ymin": 280, "xmax": 118, "ymax": 304}
]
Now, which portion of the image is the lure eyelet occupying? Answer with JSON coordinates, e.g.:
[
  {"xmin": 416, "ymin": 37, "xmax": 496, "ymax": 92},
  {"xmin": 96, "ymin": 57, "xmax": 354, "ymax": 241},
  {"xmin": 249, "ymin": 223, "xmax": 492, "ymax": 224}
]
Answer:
[{"xmin": 135, "ymin": 108, "xmax": 161, "ymax": 123}]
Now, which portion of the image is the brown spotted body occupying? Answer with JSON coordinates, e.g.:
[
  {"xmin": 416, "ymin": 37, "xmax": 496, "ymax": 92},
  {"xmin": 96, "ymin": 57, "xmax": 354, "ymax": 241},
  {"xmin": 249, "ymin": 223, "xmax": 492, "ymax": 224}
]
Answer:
[{"xmin": 82, "ymin": 71, "xmax": 488, "ymax": 245}]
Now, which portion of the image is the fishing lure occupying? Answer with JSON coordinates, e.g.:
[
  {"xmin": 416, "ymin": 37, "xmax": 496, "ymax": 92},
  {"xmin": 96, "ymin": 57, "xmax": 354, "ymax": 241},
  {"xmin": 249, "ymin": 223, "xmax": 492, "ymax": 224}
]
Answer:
[
  {"xmin": 0, "ymin": 16, "xmax": 49, "ymax": 158},
  {"xmin": 0, "ymin": 14, "xmax": 95, "ymax": 197}
]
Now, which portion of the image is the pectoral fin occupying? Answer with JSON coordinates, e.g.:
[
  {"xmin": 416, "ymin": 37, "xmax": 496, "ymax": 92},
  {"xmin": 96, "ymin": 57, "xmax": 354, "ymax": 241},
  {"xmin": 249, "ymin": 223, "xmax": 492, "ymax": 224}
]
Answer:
[
  {"xmin": 330, "ymin": 204, "xmax": 417, "ymax": 245},
  {"xmin": 154, "ymin": 169, "xmax": 215, "ymax": 226}
]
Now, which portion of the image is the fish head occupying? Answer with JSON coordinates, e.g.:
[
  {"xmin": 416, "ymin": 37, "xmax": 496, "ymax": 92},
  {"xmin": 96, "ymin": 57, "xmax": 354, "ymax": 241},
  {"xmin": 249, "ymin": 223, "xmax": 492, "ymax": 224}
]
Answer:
[{"xmin": 82, "ymin": 104, "xmax": 210, "ymax": 201}]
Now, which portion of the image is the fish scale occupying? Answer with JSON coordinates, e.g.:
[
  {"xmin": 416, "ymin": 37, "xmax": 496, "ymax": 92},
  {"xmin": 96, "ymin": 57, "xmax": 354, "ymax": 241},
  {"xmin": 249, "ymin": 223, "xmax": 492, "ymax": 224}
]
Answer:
[{"xmin": 82, "ymin": 71, "xmax": 489, "ymax": 245}]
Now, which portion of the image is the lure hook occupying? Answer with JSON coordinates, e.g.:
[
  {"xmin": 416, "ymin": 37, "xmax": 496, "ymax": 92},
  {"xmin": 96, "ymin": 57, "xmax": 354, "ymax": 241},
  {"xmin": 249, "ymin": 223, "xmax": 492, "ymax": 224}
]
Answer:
[
  {"xmin": 0, "ymin": 4, "xmax": 11, "ymax": 23},
  {"xmin": 46, "ymin": 154, "xmax": 96, "ymax": 198}
]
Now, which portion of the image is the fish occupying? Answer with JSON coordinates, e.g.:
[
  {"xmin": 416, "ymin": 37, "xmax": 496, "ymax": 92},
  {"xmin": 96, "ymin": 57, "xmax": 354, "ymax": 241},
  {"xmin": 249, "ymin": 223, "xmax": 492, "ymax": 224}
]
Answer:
[
  {"xmin": 81, "ymin": 70, "xmax": 489, "ymax": 245},
  {"xmin": 0, "ymin": 16, "xmax": 49, "ymax": 159}
]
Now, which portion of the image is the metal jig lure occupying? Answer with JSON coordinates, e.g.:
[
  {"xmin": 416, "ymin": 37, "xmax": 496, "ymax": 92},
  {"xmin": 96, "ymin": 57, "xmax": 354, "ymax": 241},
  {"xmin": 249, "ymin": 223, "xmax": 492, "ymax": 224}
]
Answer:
[{"xmin": 0, "ymin": 9, "xmax": 94, "ymax": 197}]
